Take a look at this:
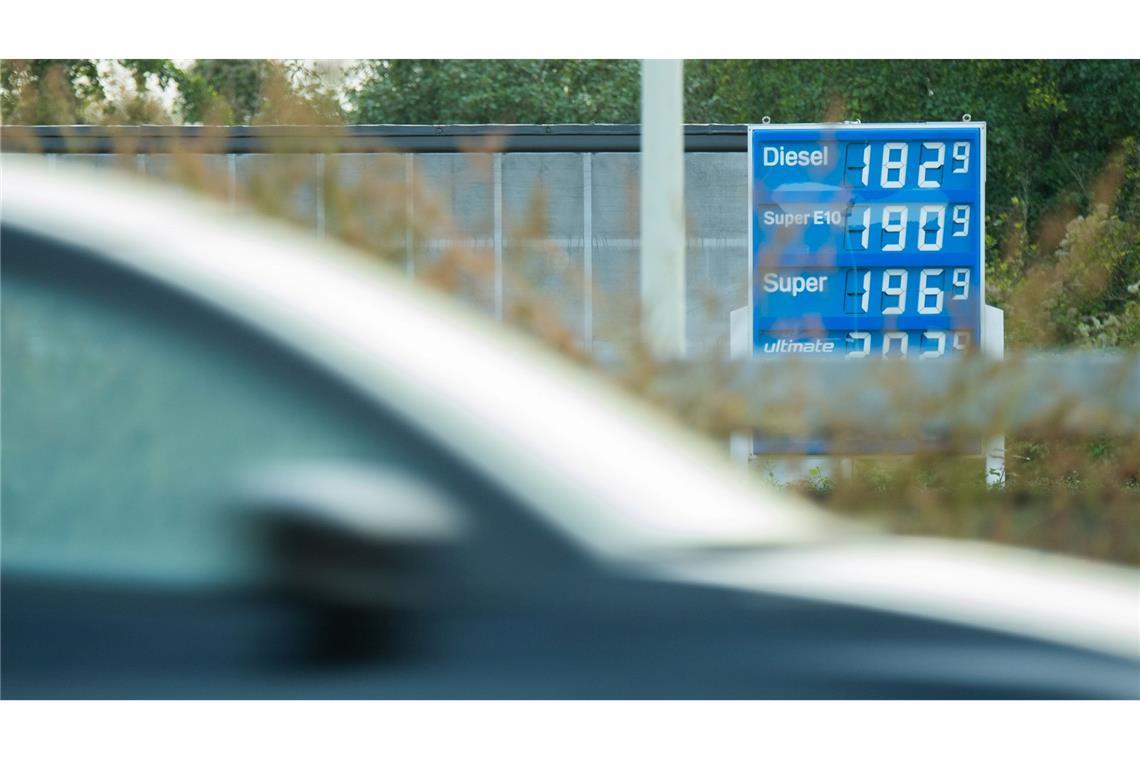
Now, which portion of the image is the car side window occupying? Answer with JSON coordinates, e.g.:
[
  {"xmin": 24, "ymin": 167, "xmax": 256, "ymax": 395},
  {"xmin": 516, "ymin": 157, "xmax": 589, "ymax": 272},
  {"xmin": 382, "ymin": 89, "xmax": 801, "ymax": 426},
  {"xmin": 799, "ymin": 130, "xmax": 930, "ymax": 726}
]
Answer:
[{"xmin": 2, "ymin": 228, "xmax": 579, "ymax": 584}]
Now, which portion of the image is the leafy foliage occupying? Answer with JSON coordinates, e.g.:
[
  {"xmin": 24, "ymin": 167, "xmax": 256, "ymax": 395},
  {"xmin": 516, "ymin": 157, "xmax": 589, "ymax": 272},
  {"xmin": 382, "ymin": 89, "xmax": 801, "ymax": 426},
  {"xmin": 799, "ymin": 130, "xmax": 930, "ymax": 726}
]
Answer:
[
  {"xmin": 173, "ymin": 59, "xmax": 268, "ymax": 124},
  {"xmin": 173, "ymin": 59, "xmax": 345, "ymax": 125},
  {"xmin": 1, "ymin": 59, "xmax": 344, "ymax": 126},
  {"xmin": 3, "ymin": 59, "xmax": 116, "ymax": 123},
  {"xmin": 172, "ymin": 59, "xmax": 342, "ymax": 125},
  {"xmin": 348, "ymin": 59, "xmax": 641, "ymax": 124}
]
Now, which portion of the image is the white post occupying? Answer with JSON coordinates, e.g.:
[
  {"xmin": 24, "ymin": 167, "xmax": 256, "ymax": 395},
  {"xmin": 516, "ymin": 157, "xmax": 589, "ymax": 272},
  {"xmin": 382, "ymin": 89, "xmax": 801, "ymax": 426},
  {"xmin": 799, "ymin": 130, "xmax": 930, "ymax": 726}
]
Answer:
[
  {"xmin": 984, "ymin": 304, "xmax": 1006, "ymax": 486},
  {"xmin": 640, "ymin": 59, "xmax": 686, "ymax": 358}
]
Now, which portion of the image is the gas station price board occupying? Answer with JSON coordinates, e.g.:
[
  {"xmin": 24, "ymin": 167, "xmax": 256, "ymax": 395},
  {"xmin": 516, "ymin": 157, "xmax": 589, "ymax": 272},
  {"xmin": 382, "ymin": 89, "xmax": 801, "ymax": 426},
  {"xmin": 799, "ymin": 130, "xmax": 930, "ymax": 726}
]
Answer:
[{"xmin": 749, "ymin": 123, "xmax": 986, "ymax": 360}]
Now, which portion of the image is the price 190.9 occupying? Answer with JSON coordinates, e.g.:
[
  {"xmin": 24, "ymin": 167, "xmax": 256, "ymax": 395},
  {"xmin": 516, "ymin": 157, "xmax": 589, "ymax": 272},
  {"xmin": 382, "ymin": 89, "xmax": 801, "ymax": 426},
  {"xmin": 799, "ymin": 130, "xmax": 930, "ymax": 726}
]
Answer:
[{"xmin": 846, "ymin": 203, "xmax": 971, "ymax": 252}]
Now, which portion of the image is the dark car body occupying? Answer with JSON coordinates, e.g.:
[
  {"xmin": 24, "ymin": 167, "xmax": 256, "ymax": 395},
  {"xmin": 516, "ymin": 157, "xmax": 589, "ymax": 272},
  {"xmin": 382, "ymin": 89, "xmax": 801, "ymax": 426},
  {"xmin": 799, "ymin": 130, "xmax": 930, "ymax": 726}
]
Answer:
[{"xmin": 3, "ymin": 157, "xmax": 1138, "ymax": 698}]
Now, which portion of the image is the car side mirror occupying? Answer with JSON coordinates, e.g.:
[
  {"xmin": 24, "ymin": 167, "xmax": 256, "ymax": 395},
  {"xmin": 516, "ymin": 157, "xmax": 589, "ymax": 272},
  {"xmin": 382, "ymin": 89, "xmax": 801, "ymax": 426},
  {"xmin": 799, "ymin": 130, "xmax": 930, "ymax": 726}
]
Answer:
[{"xmin": 236, "ymin": 462, "xmax": 470, "ymax": 663}]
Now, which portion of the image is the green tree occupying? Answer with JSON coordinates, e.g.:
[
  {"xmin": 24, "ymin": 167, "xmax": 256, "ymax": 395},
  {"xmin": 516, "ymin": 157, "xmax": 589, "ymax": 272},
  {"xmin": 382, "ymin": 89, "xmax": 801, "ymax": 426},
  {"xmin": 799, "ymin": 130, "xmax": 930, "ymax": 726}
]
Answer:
[
  {"xmin": 348, "ymin": 60, "xmax": 640, "ymax": 124},
  {"xmin": 3, "ymin": 59, "xmax": 112, "ymax": 123},
  {"xmin": 175, "ymin": 59, "xmax": 344, "ymax": 125},
  {"xmin": 2, "ymin": 59, "xmax": 181, "ymax": 124},
  {"xmin": 175, "ymin": 59, "xmax": 272, "ymax": 124}
]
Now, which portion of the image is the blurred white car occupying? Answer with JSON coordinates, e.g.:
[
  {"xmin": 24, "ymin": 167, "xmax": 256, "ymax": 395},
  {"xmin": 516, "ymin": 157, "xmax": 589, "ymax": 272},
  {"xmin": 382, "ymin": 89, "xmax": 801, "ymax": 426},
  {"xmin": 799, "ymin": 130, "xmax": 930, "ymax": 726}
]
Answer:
[{"xmin": 3, "ymin": 155, "xmax": 1137, "ymax": 698}]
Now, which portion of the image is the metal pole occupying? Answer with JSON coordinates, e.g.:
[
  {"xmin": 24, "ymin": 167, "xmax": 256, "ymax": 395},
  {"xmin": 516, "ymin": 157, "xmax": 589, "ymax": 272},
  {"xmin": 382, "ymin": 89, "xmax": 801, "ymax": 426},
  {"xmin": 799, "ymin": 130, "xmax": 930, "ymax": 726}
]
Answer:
[
  {"xmin": 227, "ymin": 154, "xmax": 237, "ymax": 209},
  {"xmin": 640, "ymin": 59, "xmax": 686, "ymax": 358},
  {"xmin": 493, "ymin": 152, "xmax": 504, "ymax": 321},
  {"xmin": 315, "ymin": 153, "xmax": 326, "ymax": 238},
  {"xmin": 405, "ymin": 154, "xmax": 415, "ymax": 279},
  {"xmin": 583, "ymin": 153, "xmax": 594, "ymax": 351}
]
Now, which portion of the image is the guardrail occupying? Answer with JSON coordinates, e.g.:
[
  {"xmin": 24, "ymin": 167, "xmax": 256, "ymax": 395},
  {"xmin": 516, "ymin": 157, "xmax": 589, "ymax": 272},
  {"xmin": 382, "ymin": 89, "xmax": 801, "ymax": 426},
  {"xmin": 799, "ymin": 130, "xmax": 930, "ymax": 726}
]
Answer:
[{"xmin": 642, "ymin": 352, "xmax": 1140, "ymax": 442}]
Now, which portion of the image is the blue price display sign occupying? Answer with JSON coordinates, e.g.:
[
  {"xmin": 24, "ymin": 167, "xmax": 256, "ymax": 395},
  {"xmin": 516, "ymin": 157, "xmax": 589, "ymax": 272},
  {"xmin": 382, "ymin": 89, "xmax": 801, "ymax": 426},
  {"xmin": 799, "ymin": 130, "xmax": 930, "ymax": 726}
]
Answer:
[{"xmin": 749, "ymin": 122, "xmax": 986, "ymax": 360}]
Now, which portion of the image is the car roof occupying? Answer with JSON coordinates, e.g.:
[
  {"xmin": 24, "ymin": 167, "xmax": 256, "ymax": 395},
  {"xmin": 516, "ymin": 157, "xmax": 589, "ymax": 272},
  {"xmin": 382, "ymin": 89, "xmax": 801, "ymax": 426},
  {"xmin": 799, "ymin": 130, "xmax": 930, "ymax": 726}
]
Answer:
[{"xmin": 2, "ymin": 155, "xmax": 841, "ymax": 561}]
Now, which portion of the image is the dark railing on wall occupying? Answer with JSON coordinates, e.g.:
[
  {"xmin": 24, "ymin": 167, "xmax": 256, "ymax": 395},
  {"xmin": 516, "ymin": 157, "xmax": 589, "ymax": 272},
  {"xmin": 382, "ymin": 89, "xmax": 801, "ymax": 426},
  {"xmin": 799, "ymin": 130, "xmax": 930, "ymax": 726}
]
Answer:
[{"xmin": 1, "ymin": 124, "xmax": 751, "ymax": 154}]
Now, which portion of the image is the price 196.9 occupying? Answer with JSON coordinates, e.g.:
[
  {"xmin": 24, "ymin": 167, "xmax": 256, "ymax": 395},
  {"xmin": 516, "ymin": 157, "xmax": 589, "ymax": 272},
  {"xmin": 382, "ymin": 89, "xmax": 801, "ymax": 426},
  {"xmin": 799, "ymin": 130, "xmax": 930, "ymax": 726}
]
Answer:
[{"xmin": 844, "ymin": 267, "xmax": 971, "ymax": 315}]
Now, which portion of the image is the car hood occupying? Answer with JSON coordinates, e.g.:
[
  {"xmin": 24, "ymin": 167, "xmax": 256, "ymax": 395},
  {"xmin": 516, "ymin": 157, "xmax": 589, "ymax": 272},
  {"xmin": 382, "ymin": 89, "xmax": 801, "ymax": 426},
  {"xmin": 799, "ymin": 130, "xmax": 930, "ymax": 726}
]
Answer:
[{"xmin": 642, "ymin": 535, "xmax": 1140, "ymax": 661}]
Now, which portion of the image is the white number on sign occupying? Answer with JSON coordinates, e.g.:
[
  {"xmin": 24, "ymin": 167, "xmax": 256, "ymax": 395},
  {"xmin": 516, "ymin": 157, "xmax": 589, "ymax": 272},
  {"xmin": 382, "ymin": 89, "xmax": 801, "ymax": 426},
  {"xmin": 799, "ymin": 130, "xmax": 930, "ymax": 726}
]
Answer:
[
  {"xmin": 952, "ymin": 204, "xmax": 970, "ymax": 237},
  {"xmin": 918, "ymin": 268, "xmax": 945, "ymax": 314},
  {"xmin": 918, "ymin": 142, "xmax": 945, "ymax": 188},
  {"xmin": 918, "ymin": 205, "xmax": 945, "ymax": 251},
  {"xmin": 882, "ymin": 269, "xmax": 908, "ymax": 314},
  {"xmin": 881, "ymin": 142, "xmax": 909, "ymax": 188},
  {"xmin": 952, "ymin": 141, "xmax": 970, "ymax": 173},
  {"xmin": 846, "ymin": 331, "xmax": 871, "ymax": 359},
  {"xmin": 881, "ymin": 206, "xmax": 909, "ymax": 251},
  {"xmin": 952, "ymin": 268, "xmax": 970, "ymax": 300},
  {"xmin": 847, "ymin": 205, "xmax": 871, "ymax": 250},
  {"xmin": 883, "ymin": 331, "xmax": 909, "ymax": 357},
  {"xmin": 953, "ymin": 331, "xmax": 972, "ymax": 351},
  {"xmin": 846, "ymin": 143, "xmax": 871, "ymax": 187},
  {"xmin": 921, "ymin": 330, "xmax": 947, "ymax": 358}
]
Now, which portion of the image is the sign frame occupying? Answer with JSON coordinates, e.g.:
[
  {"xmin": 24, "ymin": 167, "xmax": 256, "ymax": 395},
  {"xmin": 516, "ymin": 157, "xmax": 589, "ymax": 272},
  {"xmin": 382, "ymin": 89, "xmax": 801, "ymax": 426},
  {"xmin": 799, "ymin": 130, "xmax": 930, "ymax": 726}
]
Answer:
[{"xmin": 747, "ymin": 121, "xmax": 988, "ymax": 360}]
